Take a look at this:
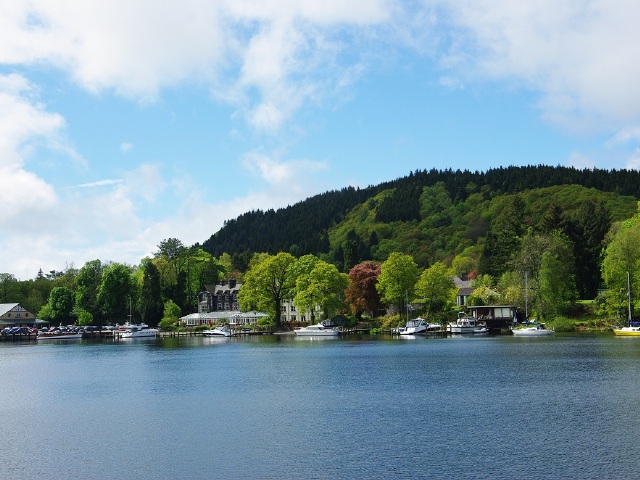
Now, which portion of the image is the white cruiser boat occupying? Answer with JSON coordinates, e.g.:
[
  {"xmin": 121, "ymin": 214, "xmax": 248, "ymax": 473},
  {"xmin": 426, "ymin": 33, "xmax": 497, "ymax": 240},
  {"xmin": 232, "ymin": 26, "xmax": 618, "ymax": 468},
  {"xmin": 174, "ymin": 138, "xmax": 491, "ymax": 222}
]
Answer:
[
  {"xmin": 512, "ymin": 323, "xmax": 554, "ymax": 336},
  {"xmin": 203, "ymin": 325, "xmax": 232, "ymax": 337},
  {"xmin": 398, "ymin": 317, "xmax": 428, "ymax": 335},
  {"xmin": 447, "ymin": 316, "xmax": 481, "ymax": 334},
  {"xmin": 118, "ymin": 323, "xmax": 159, "ymax": 338},
  {"xmin": 294, "ymin": 324, "xmax": 339, "ymax": 336},
  {"xmin": 37, "ymin": 331, "xmax": 83, "ymax": 340}
]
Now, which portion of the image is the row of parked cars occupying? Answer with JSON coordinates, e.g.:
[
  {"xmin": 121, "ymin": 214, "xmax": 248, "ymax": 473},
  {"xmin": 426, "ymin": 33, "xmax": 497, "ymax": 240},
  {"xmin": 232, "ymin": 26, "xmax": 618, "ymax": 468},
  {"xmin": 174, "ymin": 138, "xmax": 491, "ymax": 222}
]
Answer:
[{"xmin": 2, "ymin": 326, "xmax": 37, "ymax": 335}]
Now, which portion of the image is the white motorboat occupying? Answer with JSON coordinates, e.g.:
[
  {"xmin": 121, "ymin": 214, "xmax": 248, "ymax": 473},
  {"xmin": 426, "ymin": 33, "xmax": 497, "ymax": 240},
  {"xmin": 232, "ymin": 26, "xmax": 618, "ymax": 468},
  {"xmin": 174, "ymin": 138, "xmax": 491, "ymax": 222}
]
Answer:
[
  {"xmin": 398, "ymin": 317, "xmax": 428, "ymax": 335},
  {"xmin": 294, "ymin": 323, "xmax": 339, "ymax": 336},
  {"xmin": 118, "ymin": 323, "xmax": 159, "ymax": 338},
  {"xmin": 37, "ymin": 331, "xmax": 83, "ymax": 340},
  {"xmin": 203, "ymin": 325, "xmax": 232, "ymax": 337},
  {"xmin": 511, "ymin": 323, "xmax": 554, "ymax": 336},
  {"xmin": 447, "ymin": 316, "xmax": 480, "ymax": 334}
]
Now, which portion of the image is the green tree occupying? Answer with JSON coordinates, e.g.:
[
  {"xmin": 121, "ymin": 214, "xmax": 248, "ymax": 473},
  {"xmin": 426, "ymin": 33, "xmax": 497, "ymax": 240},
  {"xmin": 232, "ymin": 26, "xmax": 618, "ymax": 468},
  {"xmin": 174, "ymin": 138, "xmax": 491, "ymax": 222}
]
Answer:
[
  {"xmin": 601, "ymin": 210, "xmax": 640, "ymax": 316},
  {"xmin": 76, "ymin": 309, "xmax": 93, "ymax": 326},
  {"xmin": 376, "ymin": 252, "xmax": 419, "ymax": 315},
  {"xmin": 97, "ymin": 263, "xmax": 134, "ymax": 323},
  {"xmin": 47, "ymin": 286, "xmax": 74, "ymax": 325},
  {"xmin": 140, "ymin": 260, "xmax": 163, "ymax": 327},
  {"xmin": 538, "ymin": 239, "xmax": 577, "ymax": 319},
  {"xmin": 294, "ymin": 260, "xmax": 348, "ymax": 322},
  {"xmin": 478, "ymin": 195, "xmax": 525, "ymax": 278},
  {"xmin": 238, "ymin": 252, "xmax": 297, "ymax": 328},
  {"xmin": 414, "ymin": 262, "xmax": 456, "ymax": 320},
  {"xmin": 75, "ymin": 260, "xmax": 103, "ymax": 322},
  {"xmin": 159, "ymin": 300, "xmax": 182, "ymax": 330},
  {"xmin": 572, "ymin": 199, "xmax": 611, "ymax": 299},
  {"xmin": 0, "ymin": 273, "xmax": 19, "ymax": 303}
]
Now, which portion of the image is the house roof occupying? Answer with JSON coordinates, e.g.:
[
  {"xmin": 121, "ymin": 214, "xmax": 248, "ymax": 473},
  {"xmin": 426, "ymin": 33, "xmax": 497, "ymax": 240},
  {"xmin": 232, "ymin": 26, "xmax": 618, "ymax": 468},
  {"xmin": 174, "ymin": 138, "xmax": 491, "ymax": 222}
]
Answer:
[
  {"xmin": 0, "ymin": 303, "xmax": 20, "ymax": 316},
  {"xmin": 457, "ymin": 287, "xmax": 475, "ymax": 296}
]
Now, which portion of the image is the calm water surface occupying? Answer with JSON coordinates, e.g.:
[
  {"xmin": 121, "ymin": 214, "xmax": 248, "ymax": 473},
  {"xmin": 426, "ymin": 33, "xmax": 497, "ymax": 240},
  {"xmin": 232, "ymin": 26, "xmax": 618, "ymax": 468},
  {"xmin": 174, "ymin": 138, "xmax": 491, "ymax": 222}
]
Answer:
[{"xmin": 2, "ymin": 333, "xmax": 640, "ymax": 479}]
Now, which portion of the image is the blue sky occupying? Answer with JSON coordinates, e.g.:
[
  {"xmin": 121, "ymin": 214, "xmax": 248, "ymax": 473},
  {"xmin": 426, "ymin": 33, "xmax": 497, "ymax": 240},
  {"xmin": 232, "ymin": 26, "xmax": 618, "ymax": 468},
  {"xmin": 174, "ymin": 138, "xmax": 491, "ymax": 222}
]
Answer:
[{"xmin": 1, "ymin": 1, "xmax": 640, "ymax": 280}]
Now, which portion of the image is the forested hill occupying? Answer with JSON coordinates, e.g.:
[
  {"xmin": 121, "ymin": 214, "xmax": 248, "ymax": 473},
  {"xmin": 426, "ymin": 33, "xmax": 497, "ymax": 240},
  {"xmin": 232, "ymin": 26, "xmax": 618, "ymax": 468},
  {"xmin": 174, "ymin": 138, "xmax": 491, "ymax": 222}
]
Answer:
[{"xmin": 200, "ymin": 165, "xmax": 640, "ymax": 267}]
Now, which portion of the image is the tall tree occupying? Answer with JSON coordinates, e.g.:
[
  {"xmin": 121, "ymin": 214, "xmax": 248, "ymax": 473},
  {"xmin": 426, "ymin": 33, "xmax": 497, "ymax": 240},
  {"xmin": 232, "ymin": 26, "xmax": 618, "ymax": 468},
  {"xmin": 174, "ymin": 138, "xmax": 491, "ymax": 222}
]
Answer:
[
  {"xmin": 571, "ymin": 199, "xmax": 611, "ymax": 299},
  {"xmin": 414, "ymin": 262, "xmax": 456, "ymax": 321},
  {"xmin": 376, "ymin": 252, "xmax": 419, "ymax": 316},
  {"xmin": 238, "ymin": 253, "xmax": 297, "ymax": 328},
  {"xmin": 478, "ymin": 195, "xmax": 525, "ymax": 278},
  {"xmin": 97, "ymin": 263, "xmax": 134, "ymax": 323},
  {"xmin": 538, "ymin": 236, "xmax": 578, "ymax": 319},
  {"xmin": 140, "ymin": 261, "xmax": 163, "ymax": 327},
  {"xmin": 345, "ymin": 261, "xmax": 383, "ymax": 318},
  {"xmin": 75, "ymin": 260, "xmax": 103, "ymax": 322},
  {"xmin": 0, "ymin": 273, "xmax": 18, "ymax": 303},
  {"xmin": 294, "ymin": 260, "xmax": 348, "ymax": 322},
  {"xmin": 601, "ymin": 212, "xmax": 640, "ymax": 317},
  {"xmin": 47, "ymin": 286, "xmax": 74, "ymax": 325}
]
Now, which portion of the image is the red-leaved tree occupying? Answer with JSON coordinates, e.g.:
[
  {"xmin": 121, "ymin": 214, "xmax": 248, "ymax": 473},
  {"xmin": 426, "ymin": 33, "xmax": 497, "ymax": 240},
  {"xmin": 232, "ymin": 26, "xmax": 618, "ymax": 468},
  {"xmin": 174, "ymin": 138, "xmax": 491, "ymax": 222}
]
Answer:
[{"xmin": 345, "ymin": 261, "xmax": 383, "ymax": 318}]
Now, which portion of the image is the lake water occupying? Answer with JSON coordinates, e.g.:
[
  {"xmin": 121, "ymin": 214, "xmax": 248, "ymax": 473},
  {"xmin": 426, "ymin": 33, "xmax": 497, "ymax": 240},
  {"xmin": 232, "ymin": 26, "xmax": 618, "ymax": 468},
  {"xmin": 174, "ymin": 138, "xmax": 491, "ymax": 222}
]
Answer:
[{"xmin": 2, "ymin": 333, "xmax": 640, "ymax": 479}]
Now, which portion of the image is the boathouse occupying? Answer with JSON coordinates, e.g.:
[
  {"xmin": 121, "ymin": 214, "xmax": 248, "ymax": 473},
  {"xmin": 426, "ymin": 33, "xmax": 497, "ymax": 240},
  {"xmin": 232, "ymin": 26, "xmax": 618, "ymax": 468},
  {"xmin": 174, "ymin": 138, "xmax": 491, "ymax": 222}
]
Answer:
[
  {"xmin": 466, "ymin": 305, "xmax": 517, "ymax": 332},
  {"xmin": 0, "ymin": 303, "xmax": 39, "ymax": 327}
]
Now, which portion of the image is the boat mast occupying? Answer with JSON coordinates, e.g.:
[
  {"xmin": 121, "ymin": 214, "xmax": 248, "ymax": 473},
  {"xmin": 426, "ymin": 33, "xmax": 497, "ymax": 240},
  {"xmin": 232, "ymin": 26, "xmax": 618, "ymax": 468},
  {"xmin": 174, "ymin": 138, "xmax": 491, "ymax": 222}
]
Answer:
[
  {"xmin": 628, "ymin": 271, "xmax": 633, "ymax": 325},
  {"xmin": 525, "ymin": 271, "xmax": 529, "ymax": 321}
]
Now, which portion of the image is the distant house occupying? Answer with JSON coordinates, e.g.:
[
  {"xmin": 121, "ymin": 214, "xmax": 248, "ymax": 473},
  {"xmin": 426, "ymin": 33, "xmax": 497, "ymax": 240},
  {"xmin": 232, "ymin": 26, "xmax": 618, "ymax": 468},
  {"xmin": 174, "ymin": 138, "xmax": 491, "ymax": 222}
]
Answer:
[
  {"xmin": 454, "ymin": 276, "xmax": 475, "ymax": 306},
  {"xmin": 198, "ymin": 280, "xmax": 240, "ymax": 313},
  {"xmin": 0, "ymin": 303, "xmax": 39, "ymax": 327}
]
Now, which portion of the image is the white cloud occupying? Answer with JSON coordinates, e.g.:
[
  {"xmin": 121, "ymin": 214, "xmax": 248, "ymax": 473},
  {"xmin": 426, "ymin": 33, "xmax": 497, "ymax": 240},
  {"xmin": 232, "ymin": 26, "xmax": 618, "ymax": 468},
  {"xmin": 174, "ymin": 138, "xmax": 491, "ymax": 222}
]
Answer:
[
  {"xmin": 120, "ymin": 142, "xmax": 133, "ymax": 153},
  {"xmin": 241, "ymin": 151, "xmax": 328, "ymax": 187},
  {"xmin": 0, "ymin": 0, "xmax": 394, "ymax": 131},
  {"xmin": 565, "ymin": 152, "xmax": 596, "ymax": 170},
  {"xmin": 606, "ymin": 126, "xmax": 640, "ymax": 147},
  {"xmin": 0, "ymin": 74, "xmax": 61, "ymax": 226},
  {"xmin": 435, "ymin": 0, "xmax": 640, "ymax": 131},
  {"xmin": 625, "ymin": 148, "xmax": 640, "ymax": 170}
]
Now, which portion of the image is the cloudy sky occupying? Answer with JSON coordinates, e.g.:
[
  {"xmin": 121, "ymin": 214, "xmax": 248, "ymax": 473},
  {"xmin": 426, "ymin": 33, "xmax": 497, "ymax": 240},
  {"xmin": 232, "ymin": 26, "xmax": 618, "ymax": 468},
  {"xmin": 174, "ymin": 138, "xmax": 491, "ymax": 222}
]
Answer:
[{"xmin": 2, "ymin": 1, "xmax": 640, "ymax": 280}]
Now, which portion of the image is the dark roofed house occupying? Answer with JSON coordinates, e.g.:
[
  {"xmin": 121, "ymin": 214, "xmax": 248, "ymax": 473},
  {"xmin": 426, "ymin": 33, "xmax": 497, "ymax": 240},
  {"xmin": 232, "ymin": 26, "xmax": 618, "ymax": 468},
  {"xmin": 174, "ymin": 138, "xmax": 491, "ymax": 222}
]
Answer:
[
  {"xmin": 198, "ymin": 280, "xmax": 241, "ymax": 314},
  {"xmin": 454, "ymin": 276, "xmax": 475, "ymax": 306}
]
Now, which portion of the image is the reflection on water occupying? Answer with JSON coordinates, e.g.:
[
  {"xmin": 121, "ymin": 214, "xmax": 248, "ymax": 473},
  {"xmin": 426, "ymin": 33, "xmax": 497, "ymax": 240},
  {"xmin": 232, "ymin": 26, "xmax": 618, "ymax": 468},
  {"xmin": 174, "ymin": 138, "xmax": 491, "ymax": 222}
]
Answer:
[{"xmin": 1, "ymin": 334, "xmax": 640, "ymax": 479}]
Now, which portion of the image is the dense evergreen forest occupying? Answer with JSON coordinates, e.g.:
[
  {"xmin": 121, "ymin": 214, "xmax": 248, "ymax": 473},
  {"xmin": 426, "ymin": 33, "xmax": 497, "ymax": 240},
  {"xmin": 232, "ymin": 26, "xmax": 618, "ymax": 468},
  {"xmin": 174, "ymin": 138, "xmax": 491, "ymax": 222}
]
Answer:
[{"xmin": 200, "ymin": 165, "xmax": 639, "ymax": 267}]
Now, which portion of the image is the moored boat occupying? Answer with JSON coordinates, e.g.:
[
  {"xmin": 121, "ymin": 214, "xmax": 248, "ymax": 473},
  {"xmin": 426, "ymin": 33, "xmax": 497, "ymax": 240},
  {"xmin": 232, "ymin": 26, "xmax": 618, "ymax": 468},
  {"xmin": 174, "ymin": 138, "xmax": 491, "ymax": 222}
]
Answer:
[
  {"xmin": 613, "ymin": 324, "xmax": 640, "ymax": 336},
  {"xmin": 511, "ymin": 323, "xmax": 554, "ymax": 336},
  {"xmin": 37, "ymin": 331, "xmax": 83, "ymax": 340},
  {"xmin": 398, "ymin": 317, "xmax": 428, "ymax": 335},
  {"xmin": 203, "ymin": 325, "xmax": 232, "ymax": 337},
  {"xmin": 447, "ymin": 316, "xmax": 480, "ymax": 334},
  {"xmin": 294, "ymin": 323, "xmax": 339, "ymax": 336},
  {"xmin": 614, "ymin": 272, "xmax": 639, "ymax": 336},
  {"xmin": 118, "ymin": 323, "xmax": 158, "ymax": 338}
]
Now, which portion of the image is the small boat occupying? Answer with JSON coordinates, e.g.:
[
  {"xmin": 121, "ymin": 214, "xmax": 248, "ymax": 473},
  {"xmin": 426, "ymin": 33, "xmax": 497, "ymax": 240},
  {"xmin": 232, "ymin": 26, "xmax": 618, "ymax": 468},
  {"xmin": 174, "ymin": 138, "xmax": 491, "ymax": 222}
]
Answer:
[
  {"xmin": 447, "ymin": 316, "xmax": 480, "ymax": 334},
  {"xmin": 511, "ymin": 323, "xmax": 554, "ymax": 336},
  {"xmin": 613, "ymin": 324, "xmax": 640, "ymax": 336},
  {"xmin": 37, "ymin": 331, "xmax": 83, "ymax": 340},
  {"xmin": 294, "ymin": 323, "xmax": 339, "ymax": 336},
  {"xmin": 398, "ymin": 317, "xmax": 428, "ymax": 335},
  {"xmin": 203, "ymin": 325, "xmax": 232, "ymax": 337},
  {"xmin": 118, "ymin": 323, "xmax": 159, "ymax": 338}
]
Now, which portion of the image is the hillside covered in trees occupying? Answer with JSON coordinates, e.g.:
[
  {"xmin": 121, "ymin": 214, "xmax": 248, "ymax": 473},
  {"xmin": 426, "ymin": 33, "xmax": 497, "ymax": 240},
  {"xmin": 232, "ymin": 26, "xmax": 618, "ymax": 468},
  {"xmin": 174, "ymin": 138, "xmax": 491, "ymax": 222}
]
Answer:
[
  {"xmin": 3, "ymin": 165, "xmax": 640, "ymax": 328},
  {"xmin": 200, "ymin": 165, "xmax": 639, "ymax": 301}
]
